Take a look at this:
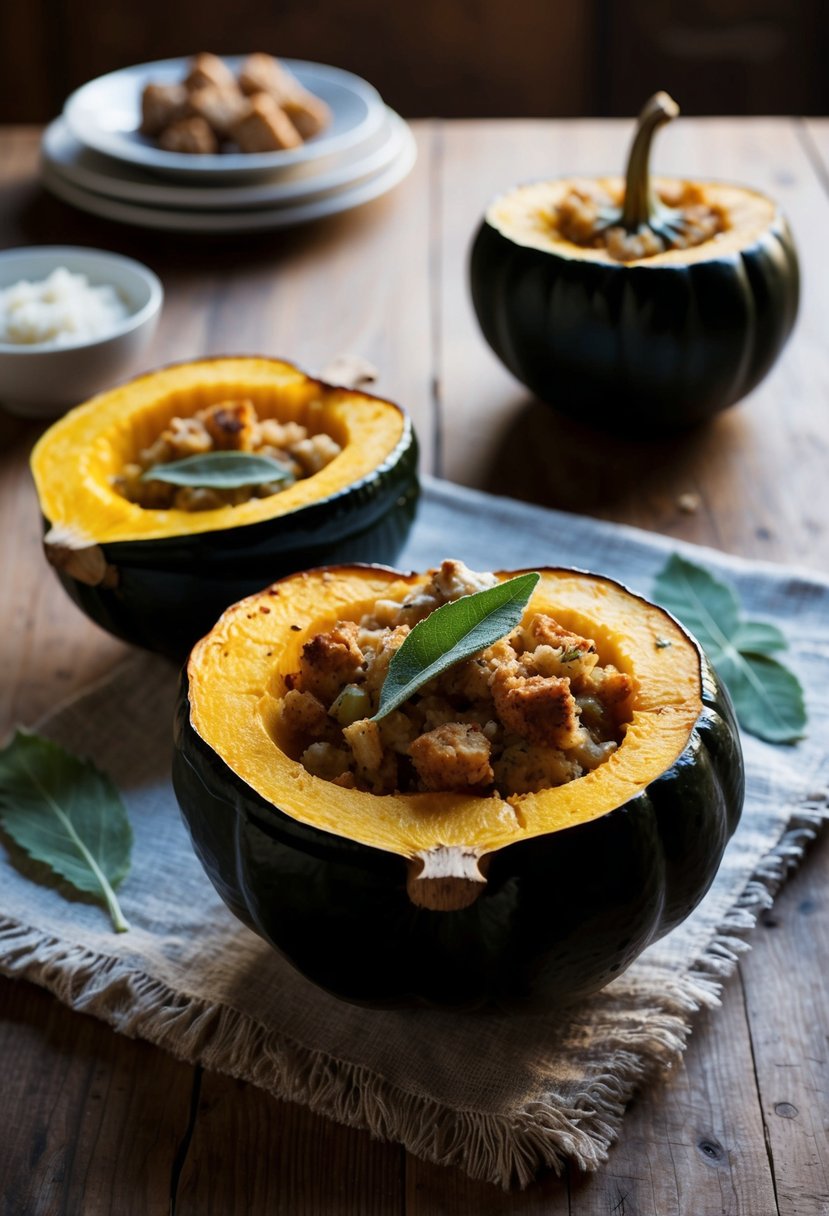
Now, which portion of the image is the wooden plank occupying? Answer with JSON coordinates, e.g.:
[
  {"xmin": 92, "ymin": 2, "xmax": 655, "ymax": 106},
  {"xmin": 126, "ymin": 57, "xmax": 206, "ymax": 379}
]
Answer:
[
  {"xmin": 405, "ymin": 1151, "xmax": 570, "ymax": 1212},
  {"xmin": 0, "ymin": 977, "xmax": 194, "ymax": 1216},
  {"xmin": 438, "ymin": 117, "xmax": 829, "ymax": 570},
  {"xmin": 568, "ymin": 1000, "xmax": 779, "ymax": 1215},
  {"xmin": 739, "ymin": 838, "xmax": 829, "ymax": 1216},
  {"xmin": 175, "ymin": 1073, "xmax": 403, "ymax": 1215}
]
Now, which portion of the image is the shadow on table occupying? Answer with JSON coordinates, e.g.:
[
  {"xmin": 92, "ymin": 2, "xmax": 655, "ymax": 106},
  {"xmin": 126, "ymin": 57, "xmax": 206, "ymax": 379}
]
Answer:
[
  {"xmin": 477, "ymin": 393, "xmax": 752, "ymax": 526},
  {"xmin": 8, "ymin": 185, "xmax": 393, "ymax": 276}
]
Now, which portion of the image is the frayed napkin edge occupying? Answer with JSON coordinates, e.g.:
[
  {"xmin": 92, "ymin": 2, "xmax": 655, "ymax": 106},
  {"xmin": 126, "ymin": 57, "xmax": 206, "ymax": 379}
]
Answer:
[{"xmin": 1, "ymin": 796, "xmax": 825, "ymax": 1190}]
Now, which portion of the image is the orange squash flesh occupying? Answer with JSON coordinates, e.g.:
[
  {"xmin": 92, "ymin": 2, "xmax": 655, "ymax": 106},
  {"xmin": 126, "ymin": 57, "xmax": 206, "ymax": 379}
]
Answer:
[{"xmin": 187, "ymin": 566, "xmax": 702, "ymax": 857}]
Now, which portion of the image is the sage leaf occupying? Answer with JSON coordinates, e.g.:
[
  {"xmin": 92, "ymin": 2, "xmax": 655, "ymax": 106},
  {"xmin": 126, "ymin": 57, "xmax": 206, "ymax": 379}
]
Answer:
[
  {"xmin": 715, "ymin": 652, "xmax": 806, "ymax": 745},
  {"xmin": 653, "ymin": 555, "xmax": 806, "ymax": 744},
  {"xmin": 373, "ymin": 572, "xmax": 540, "ymax": 721},
  {"xmin": 142, "ymin": 451, "xmax": 295, "ymax": 490},
  {"xmin": 653, "ymin": 555, "xmax": 740, "ymax": 655},
  {"xmin": 730, "ymin": 619, "xmax": 787, "ymax": 655},
  {"xmin": 0, "ymin": 731, "xmax": 132, "ymax": 932}
]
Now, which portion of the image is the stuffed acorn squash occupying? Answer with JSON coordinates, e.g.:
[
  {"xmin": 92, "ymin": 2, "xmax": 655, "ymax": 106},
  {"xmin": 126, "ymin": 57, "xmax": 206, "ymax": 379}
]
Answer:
[
  {"xmin": 31, "ymin": 357, "xmax": 419, "ymax": 657},
  {"xmin": 470, "ymin": 92, "xmax": 799, "ymax": 432},
  {"xmin": 172, "ymin": 562, "xmax": 744, "ymax": 1010}
]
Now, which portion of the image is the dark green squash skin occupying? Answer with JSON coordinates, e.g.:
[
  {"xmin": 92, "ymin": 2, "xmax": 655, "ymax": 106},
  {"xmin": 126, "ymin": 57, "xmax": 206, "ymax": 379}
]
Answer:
[
  {"xmin": 46, "ymin": 420, "xmax": 418, "ymax": 660},
  {"xmin": 172, "ymin": 585, "xmax": 745, "ymax": 1011},
  {"xmin": 469, "ymin": 208, "xmax": 799, "ymax": 433}
]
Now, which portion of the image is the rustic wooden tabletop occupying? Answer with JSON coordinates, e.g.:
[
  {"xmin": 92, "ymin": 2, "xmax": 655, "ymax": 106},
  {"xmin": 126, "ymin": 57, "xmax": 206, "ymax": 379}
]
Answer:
[{"xmin": 1, "ymin": 118, "xmax": 828, "ymax": 1216}]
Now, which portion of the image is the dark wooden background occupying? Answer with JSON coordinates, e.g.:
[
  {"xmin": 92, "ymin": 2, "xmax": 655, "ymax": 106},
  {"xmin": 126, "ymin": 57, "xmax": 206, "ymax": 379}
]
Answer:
[{"xmin": 2, "ymin": 0, "xmax": 828, "ymax": 124}]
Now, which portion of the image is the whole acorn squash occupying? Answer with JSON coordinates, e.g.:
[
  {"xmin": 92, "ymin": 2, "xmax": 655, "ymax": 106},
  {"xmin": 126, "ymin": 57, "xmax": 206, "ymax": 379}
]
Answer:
[
  {"xmin": 172, "ymin": 563, "xmax": 744, "ymax": 1010},
  {"xmin": 470, "ymin": 93, "xmax": 799, "ymax": 432},
  {"xmin": 30, "ymin": 357, "xmax": 418, "ymax": 657}
]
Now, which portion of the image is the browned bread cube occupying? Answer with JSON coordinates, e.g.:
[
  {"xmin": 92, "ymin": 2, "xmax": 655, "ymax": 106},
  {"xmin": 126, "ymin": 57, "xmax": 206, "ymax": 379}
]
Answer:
[
  {"xmin": 230, "ymin": 94, "xmax": 302, "ymax": 152},
  {"xmin": 187, "ymin": 84, "xmax": 247, "ymax": 138},
  {"xmin": 281, "ymin": 93, "xmax": 331, "ymax": 140},
  {"xmin": 158, "ymin": 116, "xmax": 219, "ymax": 155},
  {"xmin": 140, "ymin": 83, "xmax": 189, "ymax": 136},
  {"xmin": 238, "ymin": 53, "xmax": 299, "ymax": 102},
  {"xmin": 185, "ymin": 52, "xmax": 237, "ymax": 93}
]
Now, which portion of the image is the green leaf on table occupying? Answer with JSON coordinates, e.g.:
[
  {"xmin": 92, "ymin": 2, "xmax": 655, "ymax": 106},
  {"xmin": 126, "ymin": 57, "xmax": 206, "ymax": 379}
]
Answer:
[
  {"xmin": 730, "ymin": 619, "xmax": 787, "ymax": 655},
  {"xmin": 373, "ymin": 572, "xmax": 541, "ymax": 722},
  {"xmin": 142, "ymin": 451, "xmax": 295, "ymax": 490},
  {"xmin": 652, "ymin": 555, "xmax": 741, "ymax": 655},
  {"xmin": 715, "ymin": 651, "xmax": 807, "ymax": 745},
  {"xmin": 0, "ymin": 731, "xmax": 132, "ymax": 932},
  {"xmin": 653, "ymin": 554, "xmax": 806, "ymax": 744}
]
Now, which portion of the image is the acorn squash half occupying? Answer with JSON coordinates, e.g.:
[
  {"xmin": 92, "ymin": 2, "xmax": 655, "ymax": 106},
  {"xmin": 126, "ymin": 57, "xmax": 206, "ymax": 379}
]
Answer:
[
  {"xmin": 172, "ymin": 564, "xmax": 745, "ymax": 1010},
  {"xmin": 470, "ymin": 93, "xmax": 799, "ymax": 432},
  {"xmin": 30, "ymin": 357, "xmax": 419, "ymax": 657}
]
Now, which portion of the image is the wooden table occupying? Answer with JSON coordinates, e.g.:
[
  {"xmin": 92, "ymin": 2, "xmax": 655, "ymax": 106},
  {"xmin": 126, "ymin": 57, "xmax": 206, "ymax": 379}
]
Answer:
[{"xmin": 1, "ymin": 119, "xmax": 828, "ymax": 1215}]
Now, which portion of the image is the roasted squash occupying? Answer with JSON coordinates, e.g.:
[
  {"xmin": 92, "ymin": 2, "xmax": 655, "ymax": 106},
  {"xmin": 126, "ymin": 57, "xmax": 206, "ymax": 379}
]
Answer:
[
  {"xmin": 172, "ymin": 564, "xmax": 744, "ymax": 1009},
  {"xmin": 31, "ymin": 357, "xmax": 419, "ymax": 657},
  {"xmin": 470, "ymin": 93, "xmax": 799, "ymax": 432}
]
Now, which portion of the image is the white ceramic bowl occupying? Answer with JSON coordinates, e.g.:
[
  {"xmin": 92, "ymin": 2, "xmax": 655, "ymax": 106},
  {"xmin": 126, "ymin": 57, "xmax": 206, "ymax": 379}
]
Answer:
[{"xmin": 0, "ymin": 246, "xmax": 163, "ymax": 418}]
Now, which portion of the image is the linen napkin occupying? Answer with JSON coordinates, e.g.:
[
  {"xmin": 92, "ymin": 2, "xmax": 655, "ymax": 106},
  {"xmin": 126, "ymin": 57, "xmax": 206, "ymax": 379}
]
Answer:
[{"xmin": 1, "ymin": 477, "xmax": 827, "ymax": 1188}]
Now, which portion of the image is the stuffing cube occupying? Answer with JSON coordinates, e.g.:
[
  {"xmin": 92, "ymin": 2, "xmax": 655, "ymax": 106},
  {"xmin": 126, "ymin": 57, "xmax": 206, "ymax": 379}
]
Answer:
[
  {"xmin": 231, "ymin": 94, "xmax": 302, "ymax": 152},
  {"xmin": 185, "ymin": 52, "xmax": 237, "ymax": 93},
  {"xmin": 187, "ymin": 84, "xmax": 247, "ymax": 139},
  {"xmin": 238, "ymin": 52, "xmax": 299, "ymax": 102},
  {"xmin": 281, "ymin": 93, "xmax": 331, "ymax": 141},
  {"xmin": 140, "ymin": 83, "xmax": 189, "ymax": 136},
  {"xmin": 158, "ymin": 116, "xmax": 218, "ymax": 155}
]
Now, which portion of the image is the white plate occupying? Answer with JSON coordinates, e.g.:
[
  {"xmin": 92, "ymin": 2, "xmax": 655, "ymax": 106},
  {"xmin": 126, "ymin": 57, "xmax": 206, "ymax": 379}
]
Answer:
[
  {"xmin": 43, "ymin": 109, "xmax": 408, "ymax": 211},
  {"xmin": 63, "ymin": 57, "xmax": 386, "ymax": 182},
  {"xmin": 41, "ymin": 124, "xmax": 417, "ymax": 233}
]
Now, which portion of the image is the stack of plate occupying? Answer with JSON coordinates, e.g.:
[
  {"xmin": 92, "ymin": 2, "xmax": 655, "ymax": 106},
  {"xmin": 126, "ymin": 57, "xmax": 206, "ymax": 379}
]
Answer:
[{"xmin": 41, "ymin": 57, "xmax": 417, "ymax": 234}]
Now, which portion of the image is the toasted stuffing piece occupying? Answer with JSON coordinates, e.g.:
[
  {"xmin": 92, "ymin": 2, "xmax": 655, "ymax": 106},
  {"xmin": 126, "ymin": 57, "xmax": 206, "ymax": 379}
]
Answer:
[
  {"xmin": 299, "ymin": 621, "xmax": 364, "ymax": 705},
  {"xmin": 491, "ymin": 667, "xmax": 581, "ymax": 749},
  {"xmin": 493, "ymin": 742, "xmax": 581, "ymax": 795},
  {"xmin": 141, "ymin": 83, "xmax": 189, "ymax": 136},
  {"xmin": 554, "ymin": 179, "xmax": 725, "ymax": 262},
  {"xmin": 279, "ymin": 689, "xmax": 334, "ymax": 740},
  {"xmin": 185, "ymin": 52, "xmax": 238, "ymax": 93},
  {"xmin": 158, "ymin": 116, "xmax": 218, "ymax": 155},
  {"xmin": 113, "ymin": 397, "xmax": 342, "ymax": 511},
  {"xmin": 409, "ymin": 723, "xmax": 494, "ymax": 792},
  {"xmin": 281, "ymin": 93, "xmax": 332, "ymax": 141},
  {"xmin": 231, "ymin": 94, "xmax": 302, "ymax": 153},
  {"xmin": 139, "ymin": 52, "xmax": 329, "ymax": 156},
  {"xmin": 238, "ymin": 53, "xmax": 301, "ymax": 102},
  {"xmin": 202, "ymin": 399, "xmax": 257, "ymax": 451},
  {"xmin": 187, "ymin": 84, "xmax": 247, "ymax": 138},
  {"xmin": 282, "ymin": 561, "xmax": 637, "ymax": 797}
]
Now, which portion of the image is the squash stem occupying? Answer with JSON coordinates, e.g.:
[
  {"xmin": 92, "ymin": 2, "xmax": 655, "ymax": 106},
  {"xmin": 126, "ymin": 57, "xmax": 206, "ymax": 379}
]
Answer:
[{"xmin": 620, "ymin": 91, "xmax": 679, "ymax": 232}]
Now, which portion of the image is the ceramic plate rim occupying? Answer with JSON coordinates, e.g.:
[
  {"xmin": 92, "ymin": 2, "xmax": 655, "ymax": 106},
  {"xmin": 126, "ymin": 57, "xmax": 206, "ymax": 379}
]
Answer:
[
  {"xmin": 43, "ymin": 109, "xmax": 407, "ymax": 210},
  {"xmin": 41, "ymin": 124, "xmax": 417, "ymax": 233}
]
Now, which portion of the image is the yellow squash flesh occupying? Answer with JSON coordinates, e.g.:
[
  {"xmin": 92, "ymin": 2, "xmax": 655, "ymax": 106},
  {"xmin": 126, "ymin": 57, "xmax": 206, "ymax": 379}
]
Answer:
[
  {"xmin": 31, "ymin": 357, "xmax": 406, "ymax": 546},
  {"xmin": 187, "ymin": 566, "xmax": 703, "ymax": 858}
]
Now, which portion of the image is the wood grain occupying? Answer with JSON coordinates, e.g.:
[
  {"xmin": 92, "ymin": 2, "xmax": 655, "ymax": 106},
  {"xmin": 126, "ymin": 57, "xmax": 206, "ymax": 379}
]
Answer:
[
  {"xmin": 175, "ymin": 1073, "xmax": 403, "ymax": 1215},
  {"xmin": 0, "ymin": 978, "xmax": 194, "ymax": 1216},
  {"xmin": 739, "ymin": 839, "xmax": 829, "ymax": 1216},
  {"xmin": 0, "ymin": 119, "xmax": 828, "ymax": 1213}
]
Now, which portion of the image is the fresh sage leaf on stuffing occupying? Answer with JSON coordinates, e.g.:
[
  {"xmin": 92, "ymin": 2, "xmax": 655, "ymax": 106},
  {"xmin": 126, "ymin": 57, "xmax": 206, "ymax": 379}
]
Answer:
[
  {"xmin": 0, "ymin": 730, "xmax": 132, "ymax": 932},
  {"xmin": 373, "ymin": 572, "xmax": 540, "ymax": 721},
  {"xmin": 142, "ymin": 451, "xmax": 295, "ymax": 490},
  {"xmin": 653, "ymin": 554, "xmax": 806, "ymax": 744}
]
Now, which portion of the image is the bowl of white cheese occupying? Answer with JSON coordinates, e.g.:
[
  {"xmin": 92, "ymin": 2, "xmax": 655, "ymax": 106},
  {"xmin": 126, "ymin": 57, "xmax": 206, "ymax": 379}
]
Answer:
[{"xmin": 0, "ymin": 246, "xmax": 163, "ymax": 418}]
